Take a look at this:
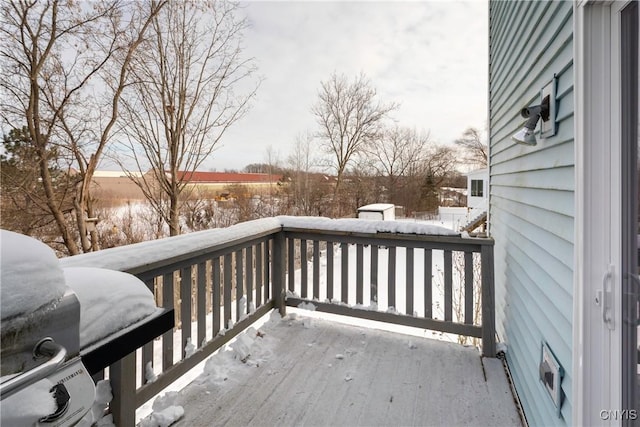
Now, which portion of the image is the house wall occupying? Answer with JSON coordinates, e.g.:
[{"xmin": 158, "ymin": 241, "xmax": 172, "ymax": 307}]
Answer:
[{"xmin": 488, "ymin": 1, "xmax": 574, "ymax": 426}]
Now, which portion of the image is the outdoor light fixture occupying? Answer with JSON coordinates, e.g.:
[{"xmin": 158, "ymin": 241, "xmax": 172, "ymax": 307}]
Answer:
[
  {"xmin": 512, "ymin": 96, "xmax": 550, "ymax": 146},
  {"xmin": 512, "ymin": 76, "xmax": 558, "ymax": 146}
]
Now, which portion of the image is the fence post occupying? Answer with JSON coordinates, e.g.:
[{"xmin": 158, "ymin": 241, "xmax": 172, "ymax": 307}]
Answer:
[
  {"xmin": 272, "ymin": 231, "xmax": 286, "ymax": 317},
  {"xmin": 481, "ymin": 243, "xmax": 496, "ymax": 357},
  {"xmin": 109, "ymin": 351, "xmax": 136, "ymax": 426}
]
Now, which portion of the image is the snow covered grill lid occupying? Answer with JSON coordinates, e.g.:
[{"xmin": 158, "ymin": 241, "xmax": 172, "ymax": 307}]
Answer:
[
  {"xmin": 0, "ymin": 230, "xmax": 80, "ymax": 377},
  {"xmin": 1, "ymin": 230, "xmax": 68, "ymax": 321}
]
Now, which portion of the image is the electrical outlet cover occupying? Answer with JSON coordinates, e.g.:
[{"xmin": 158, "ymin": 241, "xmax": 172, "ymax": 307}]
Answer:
[
  {"xmin": 540, "ymin": 341, "xmax": 564, "ymax": 417},
  {"xmin": 540, "ymin": 77, "xmax": 557, "ymax": 138}
]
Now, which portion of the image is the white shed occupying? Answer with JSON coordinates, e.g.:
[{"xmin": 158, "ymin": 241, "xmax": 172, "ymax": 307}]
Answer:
[
  {"xmin": 466, "ymin": 168, "xmax": 488, "ymax": 210},
  {"xmin": 357, "ymin": 204, "xmax": 395, "ymax": 221}
]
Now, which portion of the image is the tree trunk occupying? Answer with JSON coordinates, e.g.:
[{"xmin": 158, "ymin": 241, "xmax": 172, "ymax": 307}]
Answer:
[
  {"xmin": 333, "ymin": 174, "xmax": 343, "ymax": 218},
  {"xmin": 40, "ymin": 158, "xmax": 79, "ymax": 255},
  {"xmin": 74, "ymin": 194, "xmax": 91, "ymax": 252},
  {"xmin": 169, "ymin": 191, "xmax": 180, "ymax": 236}
]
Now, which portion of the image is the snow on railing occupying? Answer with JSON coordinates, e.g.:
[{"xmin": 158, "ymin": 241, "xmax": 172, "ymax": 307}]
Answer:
[{"xmin": 60, "ymin": 216, "xmax": 495, "ymax": 425}]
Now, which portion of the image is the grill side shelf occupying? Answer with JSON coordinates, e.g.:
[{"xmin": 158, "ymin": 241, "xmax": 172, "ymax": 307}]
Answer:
[{"xmin": 80, "ymin": 308, "xmax": 174, "ymax": 375}]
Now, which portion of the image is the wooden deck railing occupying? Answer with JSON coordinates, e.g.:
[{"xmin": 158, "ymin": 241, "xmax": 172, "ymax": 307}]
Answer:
[
  {"xmin": 280, "ymin": 227, "xmax": 495, "ymax": 355},
  {"xmin": 59, "ymin": 217, "xmax": 495, "ymax": 425}
]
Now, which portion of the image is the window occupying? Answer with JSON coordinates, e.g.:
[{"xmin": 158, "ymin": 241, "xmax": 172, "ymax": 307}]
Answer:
[{"xmin": 471, "ymin": 179, "xmax": 484, "ymax": 197}]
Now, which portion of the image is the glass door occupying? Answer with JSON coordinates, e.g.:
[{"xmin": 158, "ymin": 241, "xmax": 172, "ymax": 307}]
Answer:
[{"xmin": 622, "ymin": 1, "xmax": 639, "ymax": 424}]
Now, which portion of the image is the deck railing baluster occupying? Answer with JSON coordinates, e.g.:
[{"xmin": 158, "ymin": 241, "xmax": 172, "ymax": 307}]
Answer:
[
  {"xmin": 224, "ymin": 254, "xmax": 232, "ymax": 329},
  {"xmin": 481, "ymin": 245, "xmax": 496, "ymax": 357},
  {"xmin": 236, "ymin": 249, "xmax": 244, "ymax": 321},
  {"xmin": 388, "ymin": 246, "xmax": 396, "ymax": 310},
  {"xmin": 313, "ymin": 240, "xmax": 320, "ymax": 300},
  {"xmin": 197, "ymin": 262, "xmax": 206, "ymax": 347},
  {"xmin": 327, "ymin": 241, "xmax": 334, "ymax": 301},
  {"xmin": 444, "ymin": 250, "xmax": 453, "ymax": 322},
  {"xmin": 341, "ymin": 243, "xmax": 348, "ymax": 304},
  {"xmin": 180, "ymin": 266, "xmax": 192, "ymax": 359},
  {"xmin": 424, "ymin": 249, "xmax": 433, "ymax": 319},
  {"xmin": 272, "ymin": 234, "xmax": 285, "ymax": 316},
  {"xmin": 162, "ymin": 272, "xmax": 174, "ymax": 371},
  {"xmin": 406, "ymin": 248, "xmax": 414, "ymax": 316},
  {"xmin": 288, "ymin": 238, "xmax": 295, "ymax": 293},
  {"xmin": 256, "ymin": 243, "xmax": 263, "ymax": 306},
  {"xmin": 110, "ymin": 352, "xmax": 136, "ymax": 426},
  {"xmin": 246, "ymin": 246, "xmax": 253, "ymax": 313},
  {"xmin": 301, "ymin": 239, "xmax": 308, "ymax": 299},
  {"xmin": 356, "ymin": 244, "xmax": 364, "ymax": 305},
  {"xmin": 370, "ymin": 245, "xmax": 378, "ymax": 305},
  {"xmin": 142, "ymin": 278, "xmax": 155, "ymax": 385},
  {"xmin": 212, "ymin": 257, "xmax": 221, "ymax": 336},
  {"xmin": 464, "ymin": 252, "xmax": 474, "ymax": 325},
  {"xmin": 264, "ymin": 240, "xmax": 271, "ymax": 300}
]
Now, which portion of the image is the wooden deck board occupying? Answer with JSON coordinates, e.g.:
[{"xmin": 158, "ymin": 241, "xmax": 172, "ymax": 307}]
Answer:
[{"xmin": 173, "ymin": 313, "xmax": 521, "ymax": 427}]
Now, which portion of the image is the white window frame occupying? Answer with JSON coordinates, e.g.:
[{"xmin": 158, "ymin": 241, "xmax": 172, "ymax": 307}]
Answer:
[{"xmin": 471, "ymin": 179, "xmax": 484, "ymax": 197}]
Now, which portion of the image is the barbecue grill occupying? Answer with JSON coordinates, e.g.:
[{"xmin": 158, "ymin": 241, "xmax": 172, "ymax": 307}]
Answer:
[{"xmin": 0, "ymin": 230, "xmax": 173, "ymax": 426}]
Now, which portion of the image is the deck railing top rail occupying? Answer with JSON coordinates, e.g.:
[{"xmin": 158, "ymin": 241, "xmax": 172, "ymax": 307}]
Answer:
[
  {"xmin": 59, "ymin": 217, "xmax": 283, "ymax": 274},
  {"xmin": 60, "ymin": 216, "xmax": 493, "ymax": 274}
]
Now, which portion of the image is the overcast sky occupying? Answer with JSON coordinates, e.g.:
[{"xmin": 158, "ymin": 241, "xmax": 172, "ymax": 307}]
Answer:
[{"xmin": 206, "ymin": 0, "xmax": 489, "ymax": 172}]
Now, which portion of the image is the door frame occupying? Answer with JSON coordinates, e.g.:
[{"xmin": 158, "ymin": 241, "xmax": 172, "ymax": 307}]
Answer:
[{"xmin": 574, "ymin": 1, "xmax": 630, "ymax": 425}]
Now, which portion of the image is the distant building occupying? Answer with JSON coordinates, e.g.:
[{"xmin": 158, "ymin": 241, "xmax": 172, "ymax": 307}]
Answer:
[
  {"xmin": 465, "ymin": 168, "xmax": 488, "ymax": 210},
  {"xmin": 357, "ymin": 203, "xmax": 395, "ymax": 221}
]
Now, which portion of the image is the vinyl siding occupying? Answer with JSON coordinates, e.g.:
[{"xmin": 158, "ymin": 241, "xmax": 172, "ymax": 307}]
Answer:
[{"xmin": 488, "ymin": 1, "xmax": 574, "ymax": 426}]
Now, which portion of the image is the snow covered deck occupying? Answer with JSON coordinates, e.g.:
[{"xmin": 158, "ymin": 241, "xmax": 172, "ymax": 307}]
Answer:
[
  {"xmin": 173, "ymin": 313, "xmax": 521, "ymax": 426},
  {"xmin": 59, "ymin": 216, "xmax": 498, "ymax": 425}
]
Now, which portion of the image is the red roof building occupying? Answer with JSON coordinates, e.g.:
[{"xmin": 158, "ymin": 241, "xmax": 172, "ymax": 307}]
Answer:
[{"xmin": 175, "ymin": 171, "xmax": 282, "ymax": 184}]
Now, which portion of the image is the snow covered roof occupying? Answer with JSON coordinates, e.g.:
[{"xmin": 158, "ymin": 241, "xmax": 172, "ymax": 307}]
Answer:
[
  {"xmin": 94, "ymin": 170, "xmax": 144, "ymax": 178},
  {"xmin": 357, "ymin": 203, "xmax": 395, "ymax": 212},
  {"xmin": 464, "ymin": 168, "xmax": 488, "ymax": 178}
]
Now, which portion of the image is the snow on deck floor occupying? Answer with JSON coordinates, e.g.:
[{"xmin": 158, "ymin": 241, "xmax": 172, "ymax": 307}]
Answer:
[{"xmin": 169, "ymin": 313, "xmax": 521, "ymax": 427}]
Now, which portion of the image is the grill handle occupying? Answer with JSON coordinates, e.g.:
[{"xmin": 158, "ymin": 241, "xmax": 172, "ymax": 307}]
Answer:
[{"xmin": 0, "ymin": 337, "xmax": 67, "ymax": 400}]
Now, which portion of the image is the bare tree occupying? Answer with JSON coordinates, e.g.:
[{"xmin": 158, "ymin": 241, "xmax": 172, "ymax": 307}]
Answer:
[
  {"xmin": 0, "ymin": 0, "xmax": 166, "ymax": 254},
  {"xmin": 454, "ymin": 127, "xmax": 488, "ymax": 168},
  {"xmin": 418, "ymin": 145, "xmax": 458, "ymax": 213},
  {"xmin": 285, "ymin": 132, "xmax": 320, "ymax": 215},
  {"xmin": 120, "ymin": 0, "xmax": 258, "ymax": 236},
  {"xmin": 312, "ymin": 72, "xmax": 397, "ymax": 216},
  {"xmin": 344, "ymin": 162, "xmax": 379, "ymax": 215},
  {"xmin": 67, "ymin": 1, "xmax": 167, "ymax": 251},
  {"xmin": 262, "ymin": 145, "xmax": 281, "ymax": 216},
  {"xmin": 368, "ymin": 126, "xmax": 431, "ymax": 206}
]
